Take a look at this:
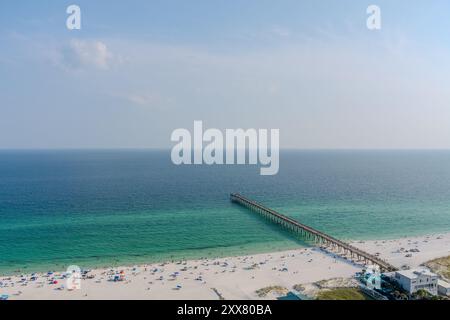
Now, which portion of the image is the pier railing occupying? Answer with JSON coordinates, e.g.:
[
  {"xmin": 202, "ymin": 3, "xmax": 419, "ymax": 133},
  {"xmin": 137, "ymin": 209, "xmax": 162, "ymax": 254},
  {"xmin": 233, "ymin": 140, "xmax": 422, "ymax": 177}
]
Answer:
[{"xmin": 230, "ymin": 193, "xmax": 397, "ymax": 272}]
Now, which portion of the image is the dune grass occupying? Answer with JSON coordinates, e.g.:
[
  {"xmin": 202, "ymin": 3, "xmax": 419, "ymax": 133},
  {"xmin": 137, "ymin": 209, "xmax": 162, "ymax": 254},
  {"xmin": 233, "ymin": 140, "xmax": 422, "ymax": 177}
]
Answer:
[
  {"xmin": 316, "ymin": 288, "xmax": 370, "ymax": 300},
  {"xmin": 425, "ymin": 256, "xmax": 450, "ymax": 281},
  {"xmin": 255, "ymin": 286, "xmax": 288, "ymax": 298}
]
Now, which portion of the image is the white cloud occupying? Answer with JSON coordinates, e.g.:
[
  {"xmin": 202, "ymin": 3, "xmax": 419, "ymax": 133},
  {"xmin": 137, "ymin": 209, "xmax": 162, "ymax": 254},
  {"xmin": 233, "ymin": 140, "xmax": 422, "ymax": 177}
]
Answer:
[
  {"xmin": 126, "ymin": 93, "xmax": 164, "ymax": 107},
  {"xmin": 127, "ymin": 94, "xmax": 153, "ymax": 106},
  {"xmin": 4, "ymin": 28, "xmax": 450, "ymax": 149},
  {"xmin": 58, "ymin": 39, "xmax": 115, "ymax": 71},
  {"xmin": 111, "ymin": 92, "xmax": 175, "ymax": 111},
  {"xmin": 269, "ymin": 25, "xmax": 291, "ymax": 38}
]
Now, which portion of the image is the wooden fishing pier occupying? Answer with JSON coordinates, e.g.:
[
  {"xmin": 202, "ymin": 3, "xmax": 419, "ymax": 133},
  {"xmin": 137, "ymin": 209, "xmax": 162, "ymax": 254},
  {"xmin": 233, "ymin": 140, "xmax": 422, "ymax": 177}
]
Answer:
[{"xmin": 230, "ymin": 193, "xmax": 397, "ymax": 272}]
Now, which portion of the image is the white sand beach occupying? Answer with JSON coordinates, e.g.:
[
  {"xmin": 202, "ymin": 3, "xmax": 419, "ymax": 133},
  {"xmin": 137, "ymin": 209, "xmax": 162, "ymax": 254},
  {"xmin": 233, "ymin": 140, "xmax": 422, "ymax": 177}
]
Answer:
[
  {"xmin": 1, "ymin": 232, "xmax": 449, "ymax": 300},
  {"xmin": 352, "ymin": 233, "xmax": 450, "ymax": 269}
]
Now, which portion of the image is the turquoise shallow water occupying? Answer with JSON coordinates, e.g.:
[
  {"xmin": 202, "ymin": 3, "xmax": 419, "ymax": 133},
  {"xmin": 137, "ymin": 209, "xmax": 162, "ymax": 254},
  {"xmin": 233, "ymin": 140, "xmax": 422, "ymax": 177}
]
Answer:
[{"xmin": 0, "ymin": 150, "xmax": 450, "ymax": 274}]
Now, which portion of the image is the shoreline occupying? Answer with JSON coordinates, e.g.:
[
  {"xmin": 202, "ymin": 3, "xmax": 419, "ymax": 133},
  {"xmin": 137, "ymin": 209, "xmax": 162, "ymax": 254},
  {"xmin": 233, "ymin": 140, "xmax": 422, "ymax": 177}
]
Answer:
[
  {"xmin": 1, "ymin": 231, "xmax": 449, "ymax": 300},
  {"xmin": 2, "ymin": 229, "xmax": 448, "ymax": 277}
]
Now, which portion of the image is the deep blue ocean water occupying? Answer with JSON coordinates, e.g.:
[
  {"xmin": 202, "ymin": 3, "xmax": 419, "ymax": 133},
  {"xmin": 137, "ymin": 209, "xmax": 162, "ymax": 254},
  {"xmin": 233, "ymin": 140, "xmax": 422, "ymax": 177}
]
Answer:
[{"xmin": 0, "ymin": 150, "xmax": 449, "ymax": 274}]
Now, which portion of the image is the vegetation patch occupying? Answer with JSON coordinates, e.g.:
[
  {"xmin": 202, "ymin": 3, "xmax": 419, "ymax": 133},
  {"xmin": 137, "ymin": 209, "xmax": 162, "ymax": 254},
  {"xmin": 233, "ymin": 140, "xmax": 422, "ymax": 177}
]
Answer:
[
  {"xmin": 255, "ymin": 286, "xmax": 289, "ymax": 298},
  {"xmin": 315, "ymin": 277, "xmax": 358, "ymax": 289},
  {"xmin": 424, "ymin": 256, "xmax": 450, "ymax": 281},
  {"xmin": 316, "ymin": 288, "xmax": 370, "ymax": 300}
]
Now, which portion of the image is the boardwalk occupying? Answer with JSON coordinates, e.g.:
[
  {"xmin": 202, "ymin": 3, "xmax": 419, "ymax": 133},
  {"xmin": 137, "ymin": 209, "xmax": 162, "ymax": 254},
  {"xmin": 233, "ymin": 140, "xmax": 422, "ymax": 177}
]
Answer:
[{"xmin": 231, "ymin": 193, "xmax": 397, "ymax": 272}]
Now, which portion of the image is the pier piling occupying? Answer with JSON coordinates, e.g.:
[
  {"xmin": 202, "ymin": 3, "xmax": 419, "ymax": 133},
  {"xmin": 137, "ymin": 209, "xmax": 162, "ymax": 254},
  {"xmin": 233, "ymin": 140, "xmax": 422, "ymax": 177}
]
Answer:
[{"xmin": 231, "ymin": 193, "xmax": 397, "ymax": 272}]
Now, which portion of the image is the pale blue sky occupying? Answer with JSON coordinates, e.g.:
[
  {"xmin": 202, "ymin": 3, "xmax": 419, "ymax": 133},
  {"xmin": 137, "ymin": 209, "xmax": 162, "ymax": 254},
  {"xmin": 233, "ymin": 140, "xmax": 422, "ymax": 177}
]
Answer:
[{"xmin": 1, "ymin": 1, "xmax": 450, "ymax": 148}]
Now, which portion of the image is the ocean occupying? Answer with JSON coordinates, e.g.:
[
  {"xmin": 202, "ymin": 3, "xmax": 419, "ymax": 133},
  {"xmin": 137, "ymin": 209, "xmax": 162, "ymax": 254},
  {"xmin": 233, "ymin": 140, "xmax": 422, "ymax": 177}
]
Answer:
[{"xmin": 1, "ymin": 150, "xmax": 450, "ymax": 274}]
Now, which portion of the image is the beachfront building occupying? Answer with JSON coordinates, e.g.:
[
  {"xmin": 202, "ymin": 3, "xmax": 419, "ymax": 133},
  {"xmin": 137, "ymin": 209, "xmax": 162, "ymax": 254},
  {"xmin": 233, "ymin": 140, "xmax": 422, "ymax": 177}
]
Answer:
[
  {"xmin": 438, "ymin": 280, "xmax": 450, "ymax": 296},
  {"xmin": 394, "ymin": 269, "xmax": 438, "ymax": 296}
]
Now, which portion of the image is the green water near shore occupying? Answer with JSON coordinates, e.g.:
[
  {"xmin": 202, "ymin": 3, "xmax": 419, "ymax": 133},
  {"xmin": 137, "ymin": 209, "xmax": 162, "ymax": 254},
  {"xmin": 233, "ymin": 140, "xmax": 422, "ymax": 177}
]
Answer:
[{"xmin": 1, "ymin": 150, "xmax": 450, "ymax": 275}]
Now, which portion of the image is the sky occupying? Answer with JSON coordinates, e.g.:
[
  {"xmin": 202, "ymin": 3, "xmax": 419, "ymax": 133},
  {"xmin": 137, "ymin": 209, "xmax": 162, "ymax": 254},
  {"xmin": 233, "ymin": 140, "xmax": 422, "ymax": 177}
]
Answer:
[{"xmin": 1, "ymin": 0, "xmax": 450, "ymax": 149}]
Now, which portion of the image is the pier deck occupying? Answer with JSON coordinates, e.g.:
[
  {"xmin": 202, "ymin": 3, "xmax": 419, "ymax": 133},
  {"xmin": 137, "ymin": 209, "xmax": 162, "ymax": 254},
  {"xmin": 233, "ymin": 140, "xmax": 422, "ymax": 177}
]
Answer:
[{"xmin": 231, "ymin": 193, "xmax": 397, "ymax": 272}]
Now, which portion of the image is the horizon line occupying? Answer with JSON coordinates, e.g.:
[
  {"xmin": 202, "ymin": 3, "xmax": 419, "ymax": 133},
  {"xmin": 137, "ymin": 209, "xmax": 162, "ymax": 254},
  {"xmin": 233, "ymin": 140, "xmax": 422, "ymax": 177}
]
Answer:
[{"xmin": 1, "ymin": 148, "xmax": 450, "ymax": 152}]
